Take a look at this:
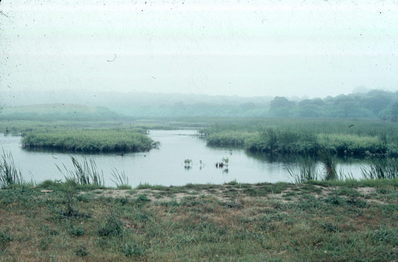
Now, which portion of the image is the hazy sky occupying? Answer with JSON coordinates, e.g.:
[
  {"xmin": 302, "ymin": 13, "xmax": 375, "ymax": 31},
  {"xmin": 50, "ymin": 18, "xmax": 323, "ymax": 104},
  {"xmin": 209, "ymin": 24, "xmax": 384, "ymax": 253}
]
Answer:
[{"xmin": 1, "ymin": 0, "xmax": 397, "ymax": 98}]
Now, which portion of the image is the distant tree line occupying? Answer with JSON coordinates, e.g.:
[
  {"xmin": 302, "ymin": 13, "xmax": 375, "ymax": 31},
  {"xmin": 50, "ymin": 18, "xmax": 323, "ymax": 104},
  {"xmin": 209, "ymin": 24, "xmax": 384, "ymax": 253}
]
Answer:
[
  {"xmin": 269, "ymin": 90, "xmax": 398, "ymax": 121},
  {"xmin": 1, "ymin": 90, "xmax": 398, "ymax": 120}
]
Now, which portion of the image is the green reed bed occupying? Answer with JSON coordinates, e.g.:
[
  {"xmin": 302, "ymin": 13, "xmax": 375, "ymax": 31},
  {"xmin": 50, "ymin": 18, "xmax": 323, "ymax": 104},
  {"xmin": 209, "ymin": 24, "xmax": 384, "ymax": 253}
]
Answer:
[
  {"xmin": 201, "ymin": 119, "xmax": 398, "ymax": 157},
  {"xmin": 201, "ymin": 118, "xmax": 398, "ymax": 138},
  {"xmin": 206, "ymin": 131, "xmax": 257, "ymax": 147},
  {"xmin": 248, "ymin": 130, "xmax": 393, "ymax": 156},
  {"xmin": 22, "ymin": 129, "xmax": 155, "ymax": 153}
]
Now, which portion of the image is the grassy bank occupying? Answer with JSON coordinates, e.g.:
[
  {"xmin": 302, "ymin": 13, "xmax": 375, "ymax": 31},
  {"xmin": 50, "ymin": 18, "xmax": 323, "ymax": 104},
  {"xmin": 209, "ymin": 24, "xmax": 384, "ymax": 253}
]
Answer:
[
  {"xmin": 201, "ymin": 119, "xmax": 398, "ymax": 157},
  {"xmin": 22, "ymin": 129, "xmax": 156, "ymax": 153},
  {"xmin": 206, "ymin": 131, "xmax": 257, "ymax": 147},
  {"xmin": 1, "ymin": 180, "xmax": 398, "ymax": 261}
]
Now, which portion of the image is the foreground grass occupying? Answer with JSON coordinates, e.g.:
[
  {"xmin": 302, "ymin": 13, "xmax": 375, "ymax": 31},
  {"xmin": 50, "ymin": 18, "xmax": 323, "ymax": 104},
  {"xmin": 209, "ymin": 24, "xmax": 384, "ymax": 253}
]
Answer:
[{"xmin": 1, "ymin": 180, "xmax": 398, "ymax": 261}]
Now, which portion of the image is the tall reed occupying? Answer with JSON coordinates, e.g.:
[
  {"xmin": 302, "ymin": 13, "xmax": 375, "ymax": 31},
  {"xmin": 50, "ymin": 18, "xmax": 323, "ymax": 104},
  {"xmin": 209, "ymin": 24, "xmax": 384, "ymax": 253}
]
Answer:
[
  {"xmin": 111, "ymin": 168, "xmax": 130, "ymax": 188},
  {"xmin": 56, "ymin": 157, "xmax": 104, "ymax": 186},
  {"xmin": 361, "ymin": 158, "xmax": 398, "ymax": 179},
  {"xmin": 286, "ymin": 158, "xmax": 320, "ymax": 183},
  {"xmin": 0, "ymin": 150, "xmax": 23, "ymax": 188}
]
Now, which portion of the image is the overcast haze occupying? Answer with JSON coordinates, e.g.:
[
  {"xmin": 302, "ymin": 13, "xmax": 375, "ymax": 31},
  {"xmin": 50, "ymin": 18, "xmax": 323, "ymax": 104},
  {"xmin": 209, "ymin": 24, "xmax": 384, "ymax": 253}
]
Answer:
[{"xmin": 1, "ymin": 0, "xmax": 397, "ymax": 98}]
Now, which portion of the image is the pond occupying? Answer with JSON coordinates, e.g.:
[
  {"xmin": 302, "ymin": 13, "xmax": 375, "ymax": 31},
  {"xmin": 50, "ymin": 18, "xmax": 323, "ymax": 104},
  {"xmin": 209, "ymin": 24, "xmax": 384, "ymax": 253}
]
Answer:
[{"xmin": 0, "ymin": 130, "xmax": 366, "ymax": 187}]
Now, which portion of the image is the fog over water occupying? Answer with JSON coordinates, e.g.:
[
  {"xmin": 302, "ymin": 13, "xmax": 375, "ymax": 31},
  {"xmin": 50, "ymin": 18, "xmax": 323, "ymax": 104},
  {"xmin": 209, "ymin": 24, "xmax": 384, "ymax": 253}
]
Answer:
[{"xmin": 1, "ymin": 0, "xmax": 397, "ymax": 99}]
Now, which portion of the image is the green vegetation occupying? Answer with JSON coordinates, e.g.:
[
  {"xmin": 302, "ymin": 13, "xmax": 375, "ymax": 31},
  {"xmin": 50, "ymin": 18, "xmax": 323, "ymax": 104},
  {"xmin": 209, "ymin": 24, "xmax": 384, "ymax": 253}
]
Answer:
[
  {"xmin": 285, "ymin": 158, "xmax": 321, "ymax": 183},
  {"xmin": 111, "ymin": 169, "xmax": 131, "ymax": 189},
  {"xmin": 247, "ymin": 130, "xmax": 391, "ymax": 157},
  {"xmin": 201, "ymin": 118, "xmax": 398, "ymax": 158},
  {"xmin": 0, "ymin": 151, "xmax": 23, "ymax": 189},
  {"xmin": 207, "ymin": 131, "xmax": 257, "ymax": 147},
  {"xmin": 1, "ymin": 179, "xmax": 398, "ymax": 261},
  {"xmin": 22, "ymin": 129, "xmax": 155, "ymax": 153},
  {"xmin": 57, "ymin": 157, "xmax": 104, "ymax": 187},
  {"xmin": 361, "ymin": 158, "xmax": 398, "ymax": 180},
  {"xmin": 269, "ymin": 90, "xmax": 398, "ymax": 121},
  {"xmin": 1, "ymin": 100, "xmax": 398, "ymax": 260}
]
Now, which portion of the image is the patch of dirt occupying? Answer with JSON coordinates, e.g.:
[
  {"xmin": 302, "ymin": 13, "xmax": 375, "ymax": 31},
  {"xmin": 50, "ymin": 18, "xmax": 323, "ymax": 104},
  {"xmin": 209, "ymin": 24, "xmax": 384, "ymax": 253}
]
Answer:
[
  {"xmin": 365, "ymin": 199, "xmax": 387, "ymax": 205},
  {"xmin": 83, "ymin": 188, "xmax": 235, "ymax": 203},
  {"xmin": 356, "ymin": 187, "xmax": 376, "ymax": 195},
  {"xmin": 80, "ymin": 185, "xmax": 387, "ymax": 206}
]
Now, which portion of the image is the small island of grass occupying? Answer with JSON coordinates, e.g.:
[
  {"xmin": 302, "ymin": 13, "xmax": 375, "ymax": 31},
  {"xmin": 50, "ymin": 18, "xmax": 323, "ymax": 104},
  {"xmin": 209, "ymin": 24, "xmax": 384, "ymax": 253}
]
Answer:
[{"xmin": 22, "ymin": 129, "xmax": 156, "ymax": 153}]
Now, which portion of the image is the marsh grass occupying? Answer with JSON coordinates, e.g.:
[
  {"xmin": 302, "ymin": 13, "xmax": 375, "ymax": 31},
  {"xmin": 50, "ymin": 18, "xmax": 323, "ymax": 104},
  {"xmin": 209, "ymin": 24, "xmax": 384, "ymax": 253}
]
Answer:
[
  {"xmin": 0, "ymin": 150, "xmax": 23, "ymax": 188},
  {"xmin": 111, "ymin": 169, "xmax": 131, "ymax": 189},
  {"xmin": 361, "ymin": 158, "xmax": 398, "ymax": 179},
  {"xmin": 202, "ymin": 119, "xmax": 398, "ymax": 157},
  {"xmin": 57, "ymin": 157, "xmax": 104, "ymax": 186},
  {"xmin": 286, "ymin": 156, "xmax": 355, "ymax": 183},
  {"xmin": 206, "ymin": 131, "xmax": 256, "ymax": 147},
  {"xmin": 286, "ymin": 159, "xmax": 320, "ymax": 183},
  {"xmin": 319, "ymin": 154, "xmax": 340, "ymax": 180},
  {"xmin": 22, "ymin": 129, "xmax": 155, "ymax": 153}
]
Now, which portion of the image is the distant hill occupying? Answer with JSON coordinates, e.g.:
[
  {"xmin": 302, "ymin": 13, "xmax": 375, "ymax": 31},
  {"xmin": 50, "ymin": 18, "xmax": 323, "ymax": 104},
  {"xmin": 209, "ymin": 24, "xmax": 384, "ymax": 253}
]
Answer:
[
  {"xmin": 0, "ymin": 90, "xmax": 273, "ymax": 118},
  {"xmin": 0, "ymin": 104, "xmax": 123, "ymax": 121}
]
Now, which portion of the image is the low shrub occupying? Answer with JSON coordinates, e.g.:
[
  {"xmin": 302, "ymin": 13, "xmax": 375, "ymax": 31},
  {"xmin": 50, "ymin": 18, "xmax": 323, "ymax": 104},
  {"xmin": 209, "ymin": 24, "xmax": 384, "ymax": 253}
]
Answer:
[{"xmin": 98, "ymin": 214, "xmax": 124, "ymax": 237}]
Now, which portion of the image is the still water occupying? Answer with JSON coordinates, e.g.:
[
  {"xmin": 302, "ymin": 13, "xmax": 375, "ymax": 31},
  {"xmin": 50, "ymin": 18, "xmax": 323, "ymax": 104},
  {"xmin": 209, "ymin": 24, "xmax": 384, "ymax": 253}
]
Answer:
[{"xmin": 0, "ymin": 130, "xmax": 365, "ymax": 186}]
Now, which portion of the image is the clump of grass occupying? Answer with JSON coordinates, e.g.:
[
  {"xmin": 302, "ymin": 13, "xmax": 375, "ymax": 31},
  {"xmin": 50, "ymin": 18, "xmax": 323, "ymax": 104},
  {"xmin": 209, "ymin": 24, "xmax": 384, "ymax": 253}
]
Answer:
[
  {"xmin": 121, "ymin": 242, "xmax": 145, "ymax": 257},
  {"xmin": 0, "ymin": 150, "xmax": 23, "ymax": 188},
  {"xmin": 368, "ymin": 227, "xmax": 398, "ymax": 245},
  {"xmin": 59, "ymin": 188, "xmax": 90, "ymax": 218},
  {"xmin": 69, "ymin": 225, "xmax": 85, "ymax": 237},
  {"xmin": 57, "ymin": 157, "xmax": 104, "ymax": 186},
  {"xmin": 75, "ymin": 246, "xmax": 89, "ymax": 257},
  {"xmin": 0, "ymin": 231, "xmax": 12, "ymax": 251},
  {"xmin": 111, "ymin": 169, "xmax": 131, "ymax": 189},
  {"xmin": 286, "ymin": 156, "xmax": 354, "ymax": 183},
  {"xmin": 136, "ymin": 194, "xmax": 151, "ymax": 202},
  {"xmin": 286, "ymin": 159, "xmax": 320, "ymax": 183},
  {"xmin": 362, "ymin": 158, "xmax": 398, "ymax": 179},
  {"xmin": 320, "ymin": 154, "xmax": 337, "ymax": 180},
  {"xmin": 98, "ymin": 214, "xmax": 124, "ymax": 237}
]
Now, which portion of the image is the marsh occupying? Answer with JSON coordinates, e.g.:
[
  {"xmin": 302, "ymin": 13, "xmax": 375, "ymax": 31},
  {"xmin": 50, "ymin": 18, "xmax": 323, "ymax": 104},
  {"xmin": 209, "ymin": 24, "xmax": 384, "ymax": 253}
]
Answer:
[{"xmin": 0, "ymin": 129, "xmax": 368, "ymax": 187}]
